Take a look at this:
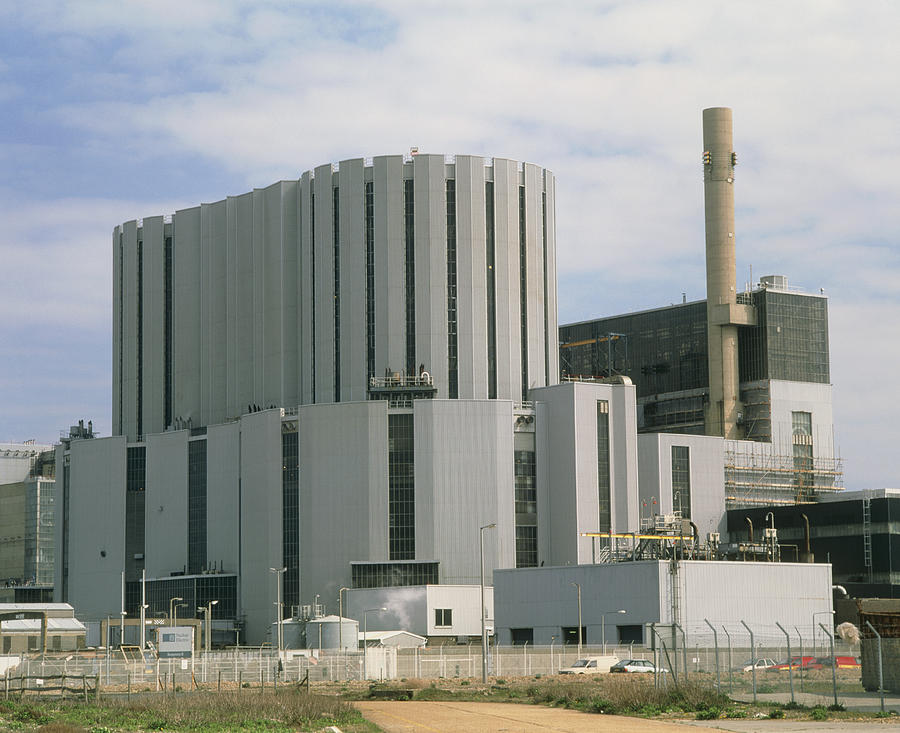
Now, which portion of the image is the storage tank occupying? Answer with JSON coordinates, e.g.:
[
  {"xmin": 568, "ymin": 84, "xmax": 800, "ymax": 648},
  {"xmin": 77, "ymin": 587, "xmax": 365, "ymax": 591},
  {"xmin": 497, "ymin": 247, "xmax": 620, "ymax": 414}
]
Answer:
[{"xmin": 304, "ymin": 615, "xmax": 359, "ymax": 650}]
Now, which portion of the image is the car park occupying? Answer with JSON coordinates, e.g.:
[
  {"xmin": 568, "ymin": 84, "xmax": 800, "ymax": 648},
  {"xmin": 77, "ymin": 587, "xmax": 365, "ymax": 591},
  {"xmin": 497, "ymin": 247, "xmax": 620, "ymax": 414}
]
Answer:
[
  {"xmin": 609, "ymin": 659, "xmax": 662, "ymax": 674},
  {"xmin": 558, "ymin": 656, "xmax": 619, "ymax": 674},
  {"xmin": 740, "ymin": 658, "xmax": 776, "ymax": 672}
]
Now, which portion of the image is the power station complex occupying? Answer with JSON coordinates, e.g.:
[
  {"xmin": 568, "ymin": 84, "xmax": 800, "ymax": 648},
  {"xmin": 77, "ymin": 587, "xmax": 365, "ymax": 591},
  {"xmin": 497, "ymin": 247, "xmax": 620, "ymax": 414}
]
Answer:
[{"xmin": 52, "ymin": 109, "xmax": 848, "ymax": 646}]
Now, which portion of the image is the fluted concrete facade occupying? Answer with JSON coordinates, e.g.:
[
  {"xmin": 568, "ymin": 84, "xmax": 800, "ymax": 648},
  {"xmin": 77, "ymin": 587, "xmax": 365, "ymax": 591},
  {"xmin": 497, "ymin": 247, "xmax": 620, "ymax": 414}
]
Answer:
[{"xmin": 112, "ymin": 155, "xmax": 558, "ymax": 440}]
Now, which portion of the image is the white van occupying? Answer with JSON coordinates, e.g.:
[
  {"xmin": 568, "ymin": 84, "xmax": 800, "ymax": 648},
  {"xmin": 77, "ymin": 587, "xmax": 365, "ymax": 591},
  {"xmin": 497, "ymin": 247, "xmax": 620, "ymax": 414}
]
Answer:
[{"xmin": 558, "ymin": 655, "xmax": 620, "ymax": 674}]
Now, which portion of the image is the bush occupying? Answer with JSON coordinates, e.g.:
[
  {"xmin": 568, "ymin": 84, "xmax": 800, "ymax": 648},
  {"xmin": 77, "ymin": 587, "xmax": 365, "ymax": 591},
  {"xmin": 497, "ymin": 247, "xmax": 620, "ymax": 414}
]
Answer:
[
  {"xmin": 827, "ymin": 702, "xmax": 845, "ymax": 712},
  {"xmin": 810, "ymin": 706, "xmax": 828, "ymax": 721},
  {"xmin": 768, "ymin": 707, "xmax": 785, "ymax": 719},
  {"xmin": 695, "ymin": 707, "xmax": 721, "ymax": 720}
]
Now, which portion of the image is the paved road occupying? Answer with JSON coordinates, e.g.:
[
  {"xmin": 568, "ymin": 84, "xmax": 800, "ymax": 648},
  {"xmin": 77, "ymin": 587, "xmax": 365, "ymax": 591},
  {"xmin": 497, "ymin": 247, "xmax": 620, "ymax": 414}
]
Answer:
[
  {"xmin": 355, "ymin": 701, "xmax": 900, "ymax": 733},
  {"xmin": 355, "ymin": 701, "xmax": 721, "ymax": 732}
]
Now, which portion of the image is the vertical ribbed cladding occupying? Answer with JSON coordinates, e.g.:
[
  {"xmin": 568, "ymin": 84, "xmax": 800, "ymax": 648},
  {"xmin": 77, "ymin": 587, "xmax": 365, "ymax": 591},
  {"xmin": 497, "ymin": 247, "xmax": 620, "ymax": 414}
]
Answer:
[{"xmin": 702, "ymin": 106, "xmax": 742, "ymax": 438}]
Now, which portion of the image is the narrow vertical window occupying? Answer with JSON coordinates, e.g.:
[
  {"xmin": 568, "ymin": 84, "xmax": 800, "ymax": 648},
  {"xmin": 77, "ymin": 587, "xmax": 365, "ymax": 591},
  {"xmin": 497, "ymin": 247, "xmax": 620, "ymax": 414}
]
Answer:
[
  {"xmin": 333, "ymin": 186, "xmax": 341, "ymax": 402},
  {"xmin": 671, "ymin": 445, "xmax": 691, "ymax": 518},
  {"xmin": 542, "ymin": 191, "xmax": 549, "ymax": 384},
  {"xmin": 126, "ymin": 447, "xmax": 146, "ymax": 583},
  {"xmin": 519, "ymin": 186, "xmax": 528, "ymax": 402},
  {"xmin": 792, "ymin": 411, "xmax": 814, "ymax": 499},
  {"xmin": 404, "ymin": 178, "xmax": 416, "ymax": 376},
  {"xmin": 514, "ymin": 449, "xmax": 537, "ymax": 567},
  {"xmin": 136, "ymin": 238, "xmax": 143, "ymax": 437},
  {"xmin": 388, "ymin": 413, "xmax": 415, "ymax": 560},
  {"xmin": 365, "ymin": 181, "xmax": 376, "ymax": 381},
  {"xmin": 282, "ymin": 431, "xmax": 299, "ymax": 612},
  {"xmin": 485, "ymin": 182, "xmax": 497, "ymax": 399},
  {"xmin": 597, "ymin": 401, "xmax": 611, "ymax": 533},
  {"xmin": 310, "ymin": 189, "xmax": 316, "ymax": 402},
  {"xmin": 118, "ymin": 235, "xmax": 124, "ymax": 433},
  {"xmin": 164, "ymin": 235, "xmax": 173, "ymax": 428},
  {"xmin": 61, "ymin": 458, "xmax": 70, "ymax": 600},
  {"xmin": 446, "ymin": 180, "xmax": 458, "ymax": 398},
  {"xmin": 188, "ymin": 439, "xmax": 207, "ymax": 574}
]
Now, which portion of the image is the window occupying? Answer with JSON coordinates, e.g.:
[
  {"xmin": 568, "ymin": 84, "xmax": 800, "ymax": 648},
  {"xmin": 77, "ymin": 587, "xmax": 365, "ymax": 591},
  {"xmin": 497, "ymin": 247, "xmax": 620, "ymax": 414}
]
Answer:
[
  {"xmin": 561, "ymin": 626, "xmax": 586, "ymax": 645},
  {"xmin": 351, "ymin": 562, "xmax": 438, "ymax": 588},
  {"xmin": 388, "ymin": 414, "xmax": 415, "ymax": 560},
  {"xmin": 188, "ymin": 439, "xmax": 207, "ymax": 574},
  {"xmin": 485, "ymin": 182, "xmax": 497, "ymax": 398},
  {"xmin": 333, "ymin": 186, "xmax": 341, "ymax": 401},
  {"xmin": 365, "ymin": 181, "xmax": 376, "ymax": 381},
  {"xmin": 597, "ymin": 401, "xmax": 611, "ymax": 532},
  {"xmin": 446, "ymin": 179, "xmax": 458, "ymax": 398},
  {"xmin": 514, "ymin": 450, "xmax": 537, "ymax": 568},
  {"xmin": 511, "ymin": 628, "xmax": 533, "ymax": 646},
  {"xmin": 519, "ymin": 185, "xmax": 528, "ymax": 402},
  {"xmin": 435, "ymin": 608, "xmax": 452, "ymax": 627},
  {"xmin": 164, "ymin": 235, "xmax": 173, "ymax": 427},
  {"xmin": 136, "ymin": 238, "xmax": 143, "ymax": 437},
  {"xmin": 282, "ymin": 431, "xmax": 299, "ymax": 612},
  {"xmin": 310, "ymin": 189, "xmax": 316, "ymax": 401},
  {"xmin": 126, "ymin": 447, "xmax": 146, "ymax": 582},
  {"xmin": 404, "ymin": 178, "xmax": 416, "ymax": 376},
  {"xmin": 671, "ymin": 445, "xmax": 691, "ymax": 519}
]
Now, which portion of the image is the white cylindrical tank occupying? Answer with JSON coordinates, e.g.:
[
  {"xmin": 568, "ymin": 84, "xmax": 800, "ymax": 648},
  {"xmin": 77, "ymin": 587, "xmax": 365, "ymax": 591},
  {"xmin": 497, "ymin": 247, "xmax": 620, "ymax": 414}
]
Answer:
[{"xmin": 304, "ymin": 615, "xmax": 359, "ymax": 650}]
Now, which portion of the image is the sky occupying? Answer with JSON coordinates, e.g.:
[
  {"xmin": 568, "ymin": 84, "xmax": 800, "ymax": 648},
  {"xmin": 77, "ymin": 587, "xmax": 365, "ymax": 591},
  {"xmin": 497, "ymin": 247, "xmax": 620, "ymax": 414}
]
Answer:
[{"xmin": 0, "ymin": 0, "xmax": 898, "ymax": 489}]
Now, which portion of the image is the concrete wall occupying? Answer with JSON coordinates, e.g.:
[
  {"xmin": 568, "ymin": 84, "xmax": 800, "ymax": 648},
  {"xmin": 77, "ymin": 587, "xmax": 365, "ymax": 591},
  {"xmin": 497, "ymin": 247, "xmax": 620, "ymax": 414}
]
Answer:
[
  {"xmin": 112, "ymin": 156, "xmax": 558, "ymax": 438},
  {"xmin": 145, "ymin": 430, "xmax": 188, "ymax": 577}
]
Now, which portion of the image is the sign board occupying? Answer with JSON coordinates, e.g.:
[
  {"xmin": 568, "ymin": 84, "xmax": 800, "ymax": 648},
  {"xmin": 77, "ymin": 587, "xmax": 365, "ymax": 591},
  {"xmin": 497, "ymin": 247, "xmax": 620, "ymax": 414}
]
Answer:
[{"xmin": 156, "ymin": 626, "xmax": 194, "ymax": 658}]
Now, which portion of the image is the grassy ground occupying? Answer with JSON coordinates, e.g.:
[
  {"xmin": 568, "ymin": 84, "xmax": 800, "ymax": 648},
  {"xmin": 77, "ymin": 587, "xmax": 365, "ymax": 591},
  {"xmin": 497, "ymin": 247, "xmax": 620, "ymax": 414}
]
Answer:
[{"xmin": 0, "ymin": 690, "xmax": 379, "ymax": 732}]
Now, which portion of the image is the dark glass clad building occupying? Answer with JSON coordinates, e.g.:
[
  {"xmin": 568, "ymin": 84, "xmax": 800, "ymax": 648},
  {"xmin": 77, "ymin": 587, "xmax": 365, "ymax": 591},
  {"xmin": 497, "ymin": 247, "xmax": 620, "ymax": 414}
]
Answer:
[{"xmin": 559, "ymin": 285, "xmax": 830, "ymax": 439}]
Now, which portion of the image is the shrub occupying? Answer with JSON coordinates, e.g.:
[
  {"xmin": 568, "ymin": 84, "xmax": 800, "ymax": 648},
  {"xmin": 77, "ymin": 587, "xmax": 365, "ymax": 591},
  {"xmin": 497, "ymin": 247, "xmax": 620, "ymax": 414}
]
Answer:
[
  {"xmin": 810, "ymin": 706, "xmax": 828, "ymax": 721},
  {"xmin": 695, "ymin": 707, "xmax": 721, "ymax": 720},
  {"xmin": 827, "ymin": 702, "xmax": 845, "ymax": 712},
  {"xmin": 768, "ymin": 707, "xmax": 785, "ymax": 719}
]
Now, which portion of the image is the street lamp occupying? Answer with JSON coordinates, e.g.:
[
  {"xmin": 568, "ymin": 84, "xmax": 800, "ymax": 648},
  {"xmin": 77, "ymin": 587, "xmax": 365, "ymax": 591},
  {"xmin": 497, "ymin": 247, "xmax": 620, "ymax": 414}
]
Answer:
[
  {"xmin": 363, "ymin": 607, "xmax": 386, "ymax": 680},
  {"xmin": 198, "ymin": 600, "xmax": 219, "ymax": 653},
  {"xmin": 169, "ymin": 597, "xmax": 183, "ymax": 624},
  {"xmin": 269, "ymin": 567, "xmax": 286, "ymax": 652},
  {"xmin": 338, "ymin": 587, "xmax": 350, "ymax": 651},
  {"xmin": 601, "ymin": 609, "xmax": 627, "ymax": 654},
  {"xmin": 571, "ymin": 582, "xmax": 582, "ymax": 659},
  {"xmin": 173, "ymin": 603, "xmax": 186, "ymax": 628},
  {"xmin": 480, "ymin": 522, "xmax": 497, "ymax": 683}
]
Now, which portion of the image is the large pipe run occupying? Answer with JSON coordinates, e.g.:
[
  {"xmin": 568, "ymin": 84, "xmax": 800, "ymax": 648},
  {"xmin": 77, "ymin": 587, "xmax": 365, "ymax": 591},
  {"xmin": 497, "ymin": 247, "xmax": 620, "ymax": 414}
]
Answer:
[{"xmin": 703, "ymin": 107, "xmax": 743, "ymax": 438}]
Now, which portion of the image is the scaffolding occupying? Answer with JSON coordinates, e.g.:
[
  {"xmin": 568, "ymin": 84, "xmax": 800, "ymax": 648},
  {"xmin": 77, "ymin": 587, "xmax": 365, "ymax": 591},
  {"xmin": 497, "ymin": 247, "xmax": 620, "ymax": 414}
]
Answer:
[{"xmin": 724, "ymin": 442, "xmax": 843, "ymax": 509}]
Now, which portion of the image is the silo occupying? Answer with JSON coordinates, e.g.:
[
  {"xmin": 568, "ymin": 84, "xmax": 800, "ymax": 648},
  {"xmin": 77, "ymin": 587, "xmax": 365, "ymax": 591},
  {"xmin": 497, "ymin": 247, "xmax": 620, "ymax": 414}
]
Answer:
[{"xmin": 305, "ymin": 615, "xmax": 359, "ymax": 650}]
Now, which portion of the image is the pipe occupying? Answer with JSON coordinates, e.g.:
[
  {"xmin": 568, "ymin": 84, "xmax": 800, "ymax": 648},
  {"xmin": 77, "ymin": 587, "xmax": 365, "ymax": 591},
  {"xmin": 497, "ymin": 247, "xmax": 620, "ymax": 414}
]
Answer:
[
  {"xmin": 745, "ymin": 517, "xmax": 753, "ymax": 543},
  {"xmin": 801, "ymin": 513, "xmax": 811, "ymax": 553},
  {"xmin": 765, "ymin": 511, "xmax": 774, "ymax": 531},
  {"xmin": 833, "ymin": 585, "xmax": 848, "ymax": 598}
]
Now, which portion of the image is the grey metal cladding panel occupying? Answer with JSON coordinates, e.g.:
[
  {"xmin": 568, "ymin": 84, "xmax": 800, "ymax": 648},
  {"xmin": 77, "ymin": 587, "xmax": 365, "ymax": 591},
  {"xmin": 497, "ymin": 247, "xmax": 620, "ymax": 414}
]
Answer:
[
  {"xmin": 207, "ymin": 200, "xmax": 228, "ymax": 426},
  {"xmin": 452, "ymin": 156, "xmax": 488, "ymax": 399},
  {"xmin": 67, "ymin": 436, "xmax": 127, "ymax": 619},
  {"xmin": 199, "ymin": 203, "xmax": 211, "ymax": 427},
  {"xmin": 142, "ymin": 216, "xmax": 165, "ymax": 435},
  {"xmin": 121, "ymin": 220, "xmax": 138, "ymax": 440},
  {"xmin": 206, "ymin": 422, "xmax": 240, "ymax": 572},
  {"xmin": 112, "ymin": 228, "xmax": 122, "ymax": 435},
  {"xmin": 263, "ymin": 182, "xmax": 285, "ymax": 406},
  {"xmin": 299, "ymin": 172, "xmax": 313, "ymax": 404},
  {"xmin": 414, "ymin": 155, "xmax": 448, "ymax": 394},
  {"xmin": 234, "ymin": 193, "xmax": 254, "ymax": 412},
  {"xmin": 338, "ymin": 159, "xmax": 366, "ymax": 401},
  {"xmin": 225, "ymin": 196, "xmax": 238, "ymax": 416},
  {"xmin": 173, "ymin": 206, "xmax": 202, "ymax": 426},
  {"xmin": 314, "ymin": 164, "xmax": 335, "ymax": 402},
  {"xmin": 414, "ymin": 400, "xmax": 515, "ymax": 583},
  {"xmin": 492, "ymin": 159, "xmax": 522, "ymax": 402},
  {"xmin": 544, "ymin": 172, "xmax": 559, "ymax": 383},
  {"xmin": 524, "ymin": 164, "xmax": 546, "ymax": 389},
  {"xmin": 373, "ymin": 155, "xmax": 406, "ymax": 376},
  {"xmin": 281, "ymin": 179, "xmax": 300, "ymax": 408},
  {"xmin": 251, "ymin": 189, "xmax": 266, "ymax": 401},
  {"xmin": 145, "ymin": 430, "xmax": 189, "ymax": 578},
  {"xmin": 298, "ymin": 401, "xmax": 387, "ymax": 599}
]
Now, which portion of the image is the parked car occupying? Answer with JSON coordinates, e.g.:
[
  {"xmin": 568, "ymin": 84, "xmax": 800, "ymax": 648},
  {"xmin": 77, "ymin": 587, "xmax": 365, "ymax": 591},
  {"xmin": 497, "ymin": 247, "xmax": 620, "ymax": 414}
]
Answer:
[
  {"xmin": 812, "ymin": 656, "xmax": 860, "ymax": 669},
  {"xmin": 609, "ymin": 659, "xmax": 662, "ymax": 674},
  {"xmin": 740, "ymin": 658, "xmax": 776, "ymax": 672},
  {"xmin": 769, "ymin": 656, "xmax": 817, "ymax": 671},
  {"xmin": 558, "ymin": 656, "xmax": 619, "ymax": 675}
]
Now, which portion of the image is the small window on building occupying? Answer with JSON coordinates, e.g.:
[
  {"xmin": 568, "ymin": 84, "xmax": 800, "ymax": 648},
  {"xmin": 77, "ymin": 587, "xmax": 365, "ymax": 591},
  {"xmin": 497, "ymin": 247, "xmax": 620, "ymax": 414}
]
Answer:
[
  {"xmin": 510, "ymin": 628, "xmax": 533, "ymax": 646},
  {"xmin": 561, "ymin": 626, "xmax": 586, "ymax": 645},
  {"xmin": 28, "ymin": 636, "xmax": 39, "ymax": 651},
  {"xmin": 2, "ymin": 636, "xmax": 10, "ymax": 653},
  {"xmin": 435, "ymin": 608, "xmax": 452, "ymax": 627}
]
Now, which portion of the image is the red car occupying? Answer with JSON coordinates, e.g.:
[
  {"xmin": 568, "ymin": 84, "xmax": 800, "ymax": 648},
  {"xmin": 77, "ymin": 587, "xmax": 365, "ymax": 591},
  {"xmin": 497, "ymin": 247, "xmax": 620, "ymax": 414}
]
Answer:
[
  {"xmin": 812, "ymin": 656, "xmax": 860, "ymax": 669},
  {"xmin": 768, "ymin": 656, "xmax": 817, "ymax": 671}
]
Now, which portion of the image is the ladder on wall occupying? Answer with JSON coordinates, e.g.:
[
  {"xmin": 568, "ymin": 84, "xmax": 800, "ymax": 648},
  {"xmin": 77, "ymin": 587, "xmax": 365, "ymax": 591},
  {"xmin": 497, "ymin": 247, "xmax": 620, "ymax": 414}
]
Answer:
[{"xmin": 862, "ymin": 494, "xmax": 873, "ymax": 582}]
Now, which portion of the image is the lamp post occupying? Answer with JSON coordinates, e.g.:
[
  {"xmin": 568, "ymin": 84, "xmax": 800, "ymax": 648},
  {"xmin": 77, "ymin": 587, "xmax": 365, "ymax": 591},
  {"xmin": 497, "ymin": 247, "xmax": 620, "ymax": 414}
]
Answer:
[
  {"xmin": 571, "ymin": 582, "xmax": 582, "ymax": 659},
  {"xmin": 173, "ymin": 602, "xmax": 186, "ymax": 629},
  {"xmin": 269, "ymin": 567, "xmax": 286, "ymax": 653},
  {"xmin": 480, "ymin": 522, "xmax": 496, "ymax": 683},
  {"xmin": 813, "ymin": 610, "xmax": 835, "ymax": 656},
  {"xmin": 601, "ymin": 609, "xmax": 627, "ymax": 654},
  {"xmin": 198, "ymin": 600, "xmax": 218, "ymax": 653},
  {"xmin": 338, "ymin": 587, "xmax": 350, "ymax": 651},
  {"xmin": 169, "ymin": 596, "xmax": 183, "ymax": 624},
  {"xmin": 363, "ymin": 607, "xmax": 386, "ymax": 680}
]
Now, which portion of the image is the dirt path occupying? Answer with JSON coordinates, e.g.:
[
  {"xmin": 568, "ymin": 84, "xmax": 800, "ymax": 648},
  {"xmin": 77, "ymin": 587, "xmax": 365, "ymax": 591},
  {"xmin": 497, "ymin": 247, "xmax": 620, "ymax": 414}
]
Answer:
[{"xmin": 354, "ymin": 700, "xmax": 701, "ymax": 732}]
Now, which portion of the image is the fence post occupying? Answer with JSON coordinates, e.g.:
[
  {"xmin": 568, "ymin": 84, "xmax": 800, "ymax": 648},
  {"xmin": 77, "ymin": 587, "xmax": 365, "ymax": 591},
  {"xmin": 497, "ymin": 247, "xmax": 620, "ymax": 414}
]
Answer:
[
  {"xmin": 238, "ymin": 670, "xmax": 242, "ymax": 691},
  {"xmin": 218, "ymin": 670, "xmax": 221, "ymax": 692},
  {"xmin": 793, "ymin": 626, "xmax": 804, "ymax": 693},
  {"xmin": 865, "ymin": 620, "xmax": 885, "ymax": 713},
  {"xmin": 818, "ymin": 622, "xmax": 838, "ymax": 708},
  {"xmin": 740, "ymin": 620, "xmax": 756, "ymax": 704},
  {"xmin": 673, "ymin": 623, "xmax": 688, "ymax": 681},
  {"xmin": 94, "ymin": 673, "xmax": 100, "ymax": 701},
  {"xmin": 127, "ymin": 672, "xmax": 131, "ymax": 700},
  {"xmin": 82, "ymin": 674, "xmax": 87, "ymax": 703},
  {"xmin": 775, "ymin": 622, "xmax": 794, "ymax": 704},
  {"xmin": 704, "ymin": 619, "xmax": 720, "ymax": 691}
]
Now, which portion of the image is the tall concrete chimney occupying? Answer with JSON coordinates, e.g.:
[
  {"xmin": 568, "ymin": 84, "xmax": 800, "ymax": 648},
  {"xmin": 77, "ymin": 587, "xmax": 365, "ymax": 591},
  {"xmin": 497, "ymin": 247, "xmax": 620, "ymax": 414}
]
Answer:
[{"xmin": 702, "ymin": 107, "xmax": 754, "ymax": 438}]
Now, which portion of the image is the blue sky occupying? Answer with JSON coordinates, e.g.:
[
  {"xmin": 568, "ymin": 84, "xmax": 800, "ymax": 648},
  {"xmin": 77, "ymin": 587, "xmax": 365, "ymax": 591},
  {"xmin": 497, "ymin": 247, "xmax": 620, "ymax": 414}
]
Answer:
[{"xmin": 1, "ymin": 1, "xmax": 898, "ymax": 489}]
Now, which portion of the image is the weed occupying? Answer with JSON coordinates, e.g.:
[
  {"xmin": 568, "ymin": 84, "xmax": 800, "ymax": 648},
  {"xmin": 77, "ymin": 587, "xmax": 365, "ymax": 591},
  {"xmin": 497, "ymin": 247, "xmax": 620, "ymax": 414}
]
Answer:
[
  {"xmin": 809, "ymin": 706, "xmax": 828, "ymax": 721},
  {"xmin": 827, "ymin": 702, "xmax": 845, "ymax": 712},
  {"xmin": 695, "ymin": 706, "xmax": 721, "ymax": 720},
  {"xmin": 725, "ymin": 708, "xmax": 747, "ymax": 718},
  {"xmin": 768, "ymin": 707, "xmax": 785, "ymax": 719}
]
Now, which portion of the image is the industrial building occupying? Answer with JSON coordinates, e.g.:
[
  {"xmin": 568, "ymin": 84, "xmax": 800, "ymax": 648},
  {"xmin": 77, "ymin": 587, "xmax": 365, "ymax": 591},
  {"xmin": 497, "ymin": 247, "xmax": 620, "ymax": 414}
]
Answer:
[
  {"xmin": 55, "ymin": 109, "xmax": 847, "ymax": 648},
  {"xmin": 0, "ymin": 441, "xmax": 55, "ymax": 603}
]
